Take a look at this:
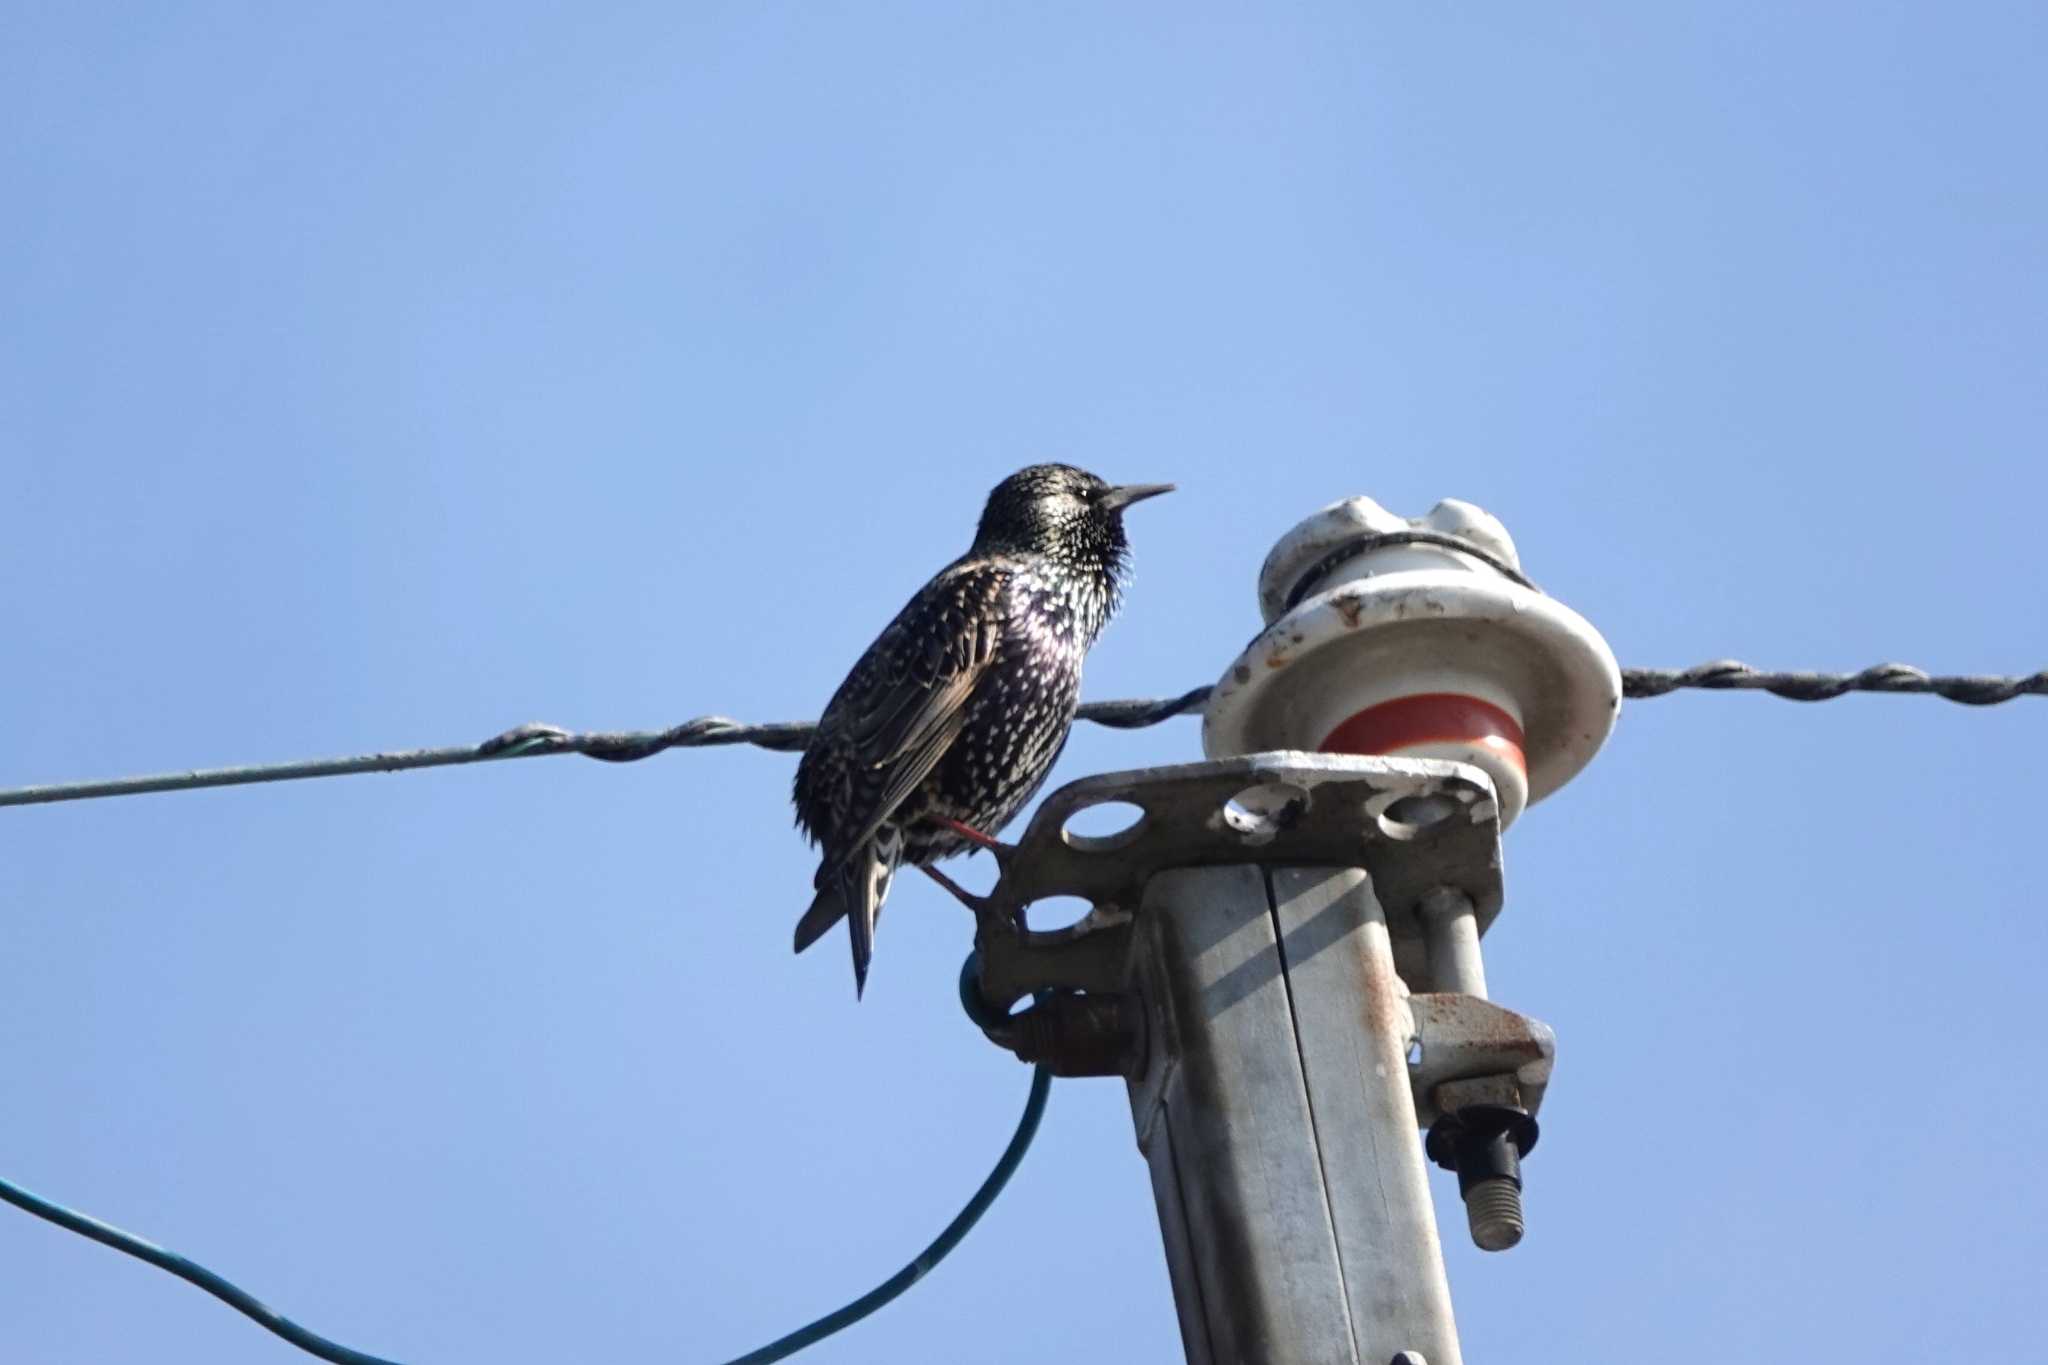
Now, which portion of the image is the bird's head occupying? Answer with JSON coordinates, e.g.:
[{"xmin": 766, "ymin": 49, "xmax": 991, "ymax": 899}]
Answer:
[{"xmin": 971, "ymin": 464, "xmax": 1174, "ymax": 576}]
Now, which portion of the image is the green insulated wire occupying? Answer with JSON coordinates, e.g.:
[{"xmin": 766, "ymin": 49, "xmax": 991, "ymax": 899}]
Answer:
[
  {"xmin": 0, "ymin": 1049, "xmax": 1052, "ymax": 1364},
  {"xmin": 0, "ymin": 1175, "xmax": 404, "ymax": 1365},
  {"xmin": 723, "ymin": 1058, "xmax": 1052, "ymax": 1364}
]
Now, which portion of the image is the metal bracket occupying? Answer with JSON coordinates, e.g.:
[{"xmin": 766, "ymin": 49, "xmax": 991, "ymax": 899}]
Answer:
[
  {"xmin": 1406, "ymin": 992, "xmax": 1555, "ymax": 1127},
  {"xmin": 971, "ymin": 753, "xmax": 1511, "ymax": 1076}
]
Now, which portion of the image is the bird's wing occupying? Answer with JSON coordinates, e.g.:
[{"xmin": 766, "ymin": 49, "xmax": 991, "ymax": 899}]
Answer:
[{"xmin": 824, "ymin": 562, "xmax": 1008, "ymax": 864}]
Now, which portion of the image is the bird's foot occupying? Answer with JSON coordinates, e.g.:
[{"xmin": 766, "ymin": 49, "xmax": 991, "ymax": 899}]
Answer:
[
  {"xmin": 933, "ymin": 817, "xmax": 1019, "ymax": 871},
  {"xmin": 920, "ymin": 862, "xmax": 995, "ymax": 916},
  {"xmin": 918, "ymin": 864, "xmax": 1027, "ymax": 938}
]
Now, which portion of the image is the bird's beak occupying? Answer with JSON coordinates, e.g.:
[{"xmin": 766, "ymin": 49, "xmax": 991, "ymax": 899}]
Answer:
[{"xmin": 1099, "ymin": 482, "xmax": 1176, "ymax": 512}]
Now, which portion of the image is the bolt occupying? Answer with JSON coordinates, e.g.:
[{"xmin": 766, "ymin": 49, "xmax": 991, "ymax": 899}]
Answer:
[
  {"xmin": 1390, "ymin": 1354, "xmax": 1431, "ymax": 1365},
  {"xmin": 1462, "ymin": 1175, "xmax": 1525, "ymax": 1251},
  {"xmin": 1425, "ymin": 1101, "xmax": 1539, "ymax": 1253}
]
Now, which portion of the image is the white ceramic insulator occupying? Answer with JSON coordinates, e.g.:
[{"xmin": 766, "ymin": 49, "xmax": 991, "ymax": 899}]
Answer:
[{"xmin": 1206, "ymin": 496, "xmax": 1620, "ymax": 830}]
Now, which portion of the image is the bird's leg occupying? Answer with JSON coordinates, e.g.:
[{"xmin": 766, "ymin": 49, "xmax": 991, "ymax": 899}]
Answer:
[{"xmin": 932, "ymin": 816, "xmax": 1020, "ymax": 871}]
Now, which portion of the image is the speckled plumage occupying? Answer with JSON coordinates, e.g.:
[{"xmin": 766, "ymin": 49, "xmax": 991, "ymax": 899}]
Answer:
[{"xmin": 791, "ymin": 464, "xmax": 1172, "ymax": 996}]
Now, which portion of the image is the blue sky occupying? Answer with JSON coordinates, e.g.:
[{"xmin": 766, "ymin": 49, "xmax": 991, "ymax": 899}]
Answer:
[{"xmin": 4, "ymin": 3, "xmax": 2043, "ymax": 1361}]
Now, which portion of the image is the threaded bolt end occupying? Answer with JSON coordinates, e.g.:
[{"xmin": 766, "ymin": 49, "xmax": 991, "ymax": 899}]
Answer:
[{"xmin": 1464, "ymin": 1177, "xmax": 1524, "ymax": 1251}]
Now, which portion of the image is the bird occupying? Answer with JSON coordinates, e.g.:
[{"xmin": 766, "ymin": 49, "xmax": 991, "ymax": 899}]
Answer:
[{"xmin": 791, "ymin": 463, "xmax": 1174, "ymax": 997}]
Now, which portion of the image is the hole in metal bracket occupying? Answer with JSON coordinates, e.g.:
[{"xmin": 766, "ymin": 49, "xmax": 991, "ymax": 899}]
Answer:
[
  {"xmin": 1221, "ymin": 782, "xmax": 1310, "ymax": 847},
  {"xmin": 1061, "ymin": 800, "xmax": 1148, "ymax": 853},
  {"xmin": 1377, "ymin": 792, "xmax": 1459, "ymax": 840},
  {"xmin": 1023, "ymin": 894, "xmax": 1097, "ymax": 931}
]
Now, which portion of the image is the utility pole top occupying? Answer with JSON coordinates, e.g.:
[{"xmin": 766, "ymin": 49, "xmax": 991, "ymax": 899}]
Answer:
[{"xmin": 966, "ymin": 495, "xmax": 1619, "ymax": 1364}]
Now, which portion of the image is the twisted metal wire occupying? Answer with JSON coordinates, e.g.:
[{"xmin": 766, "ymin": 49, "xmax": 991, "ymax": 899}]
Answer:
[
  {"xmin": 0, "ymin": 666, "xmax": 2038, "ymax": 810},
  {"xmin": 1618, "ymin": 661, "xmax": 2048, "ymax": 705}
]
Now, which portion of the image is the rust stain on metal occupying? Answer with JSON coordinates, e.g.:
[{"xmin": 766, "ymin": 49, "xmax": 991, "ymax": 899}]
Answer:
[
  {"xmin": 1413, "ymin": 999, "xmax": 1541, "ymax": 1051},
  {"xmin": 1333, "ymin": 593, "xmax": 1365, "ymax": 628},
  {"xmin": 1355, "ymin": 931, "xmax": 1408, "ymax": 1039}
]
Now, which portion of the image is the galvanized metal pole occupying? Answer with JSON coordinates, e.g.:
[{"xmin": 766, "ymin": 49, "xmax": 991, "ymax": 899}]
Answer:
[
  {"xmin": 1147, "ymin": 490, "xmax": 1622, "ymax": 1360},
  {"xmin": 1126, "ymin": 864, "xmax": 1462, "ymax": 1365},
  {"xmin": 972, "ymin": 755, "xmax": 1555, "ymax": 1365}
]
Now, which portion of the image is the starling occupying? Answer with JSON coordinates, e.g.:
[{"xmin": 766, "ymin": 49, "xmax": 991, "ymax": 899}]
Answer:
[{"xmin": 791, "ymin": 464, "xmax": 1174, "ymax": 996}]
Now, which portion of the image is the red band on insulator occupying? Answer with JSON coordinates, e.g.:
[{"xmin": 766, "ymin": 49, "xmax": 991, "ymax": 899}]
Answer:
[{"xmin": 1320, "ymin": 693, "xmax": 1528, "ymax": 774}]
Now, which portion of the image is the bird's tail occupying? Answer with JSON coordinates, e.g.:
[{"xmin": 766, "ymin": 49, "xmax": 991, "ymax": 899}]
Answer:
[{"xmin": 792, "ymin": 830, "xmax": 900, "ymax": 998}]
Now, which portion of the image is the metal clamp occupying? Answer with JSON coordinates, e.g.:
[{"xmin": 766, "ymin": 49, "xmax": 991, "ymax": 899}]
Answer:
[{"xmin": 967, "ymin": 752, "xmax": 1509, "ymax": 1079}]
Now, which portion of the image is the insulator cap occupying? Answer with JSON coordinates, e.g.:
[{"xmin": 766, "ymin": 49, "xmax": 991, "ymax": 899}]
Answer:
[{"xmin": 1205, "ymin": 496, "xmax": 1620, "ymax": 828}]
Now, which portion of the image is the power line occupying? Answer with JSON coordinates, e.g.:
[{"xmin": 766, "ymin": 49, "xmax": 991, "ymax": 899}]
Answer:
[
  {"xmin": 0, "ymin": 663, "xmax": 2039, "ymax": 811},
  {"xmin": 5, "ymin": 657, "xmax": 2042, "ymax": 1360},
  {"xmin": 1620, "ymin": 660, "xmax": 2047, "ymax": 704}
]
